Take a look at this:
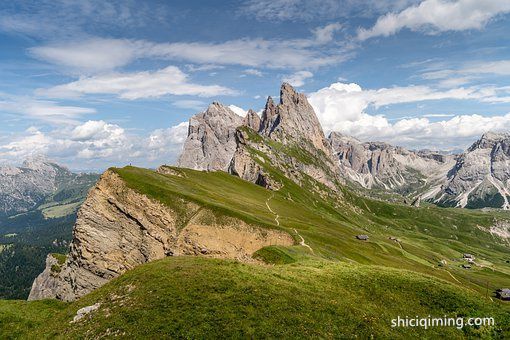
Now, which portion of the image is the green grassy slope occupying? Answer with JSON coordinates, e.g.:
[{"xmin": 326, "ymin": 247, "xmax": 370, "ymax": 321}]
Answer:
[
  {"xmin": 1, "ymin": 257, "xmax": 508, "ymax": 338},
  {"xmin": 112, "ymin": 166, "xmax": 510, "ymax": 296}
]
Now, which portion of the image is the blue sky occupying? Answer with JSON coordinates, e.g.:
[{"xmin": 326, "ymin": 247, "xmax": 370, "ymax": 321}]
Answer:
[{"xmin": 1, "ymin": 0, "xmax": 510, "ymax": 170}]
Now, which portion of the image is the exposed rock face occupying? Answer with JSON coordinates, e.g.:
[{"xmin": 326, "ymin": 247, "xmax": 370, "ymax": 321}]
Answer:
[
  {"xmin": 29, "ymin": 170, "xmax": 293, "ymax": 301},
  {"xmin": 260, "ymin": 83, "xmax": 333, "ymax": 157},
  {"xmin": 329, "ymin": 132, "xmax": 455, "ymax": 193},
  {"xmin": 177, "ymin": 102, "xmax": 243, "ymax": 171},
  {"xmin": 330, "ymin": 131, "xmax": 510, "ymax": 209},
  {"xmin": 0, "ymin": 156, "xmax": 81, "ymax": 217},
  {"xmin": 178, "ymin": 83, "xmax": 341, "ymax": 193},
  {"xmin": 425, "ymin": 132, "xmax": 510, "ymax": 209},
  {"xmin": 27, "ymin": 254, "xmax": 62, "ymax": 300},
  {"xmin": 229, "ymin": 84, "xmax": 342, "ymax": 193},
  {"xmin": 243, "ymin": 109, "xmax": 261, "ymax": 131}
]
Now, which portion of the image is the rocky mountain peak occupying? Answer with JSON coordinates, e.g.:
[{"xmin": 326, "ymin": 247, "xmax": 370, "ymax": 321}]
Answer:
[
  {"xmin": 259, "ymin": 83, "xmax": 332, "ymax": 156},
  {"xmin": 468, "ymin": 131, "xmax": 510, "ymax": 151},
  {"xmin": 259, "ymin": 96, "xmax": 278, "ymax": 133},
  {"xmin": 177, "ymin": 102, "xmax": 243, "ymax": 172},
  {"xmin": 280, "ymin": 82, "xmax": 305, "ymax": 105},
  {"xmin": 243, "ymin": 109, "xmax": 261, "ymax": 131}
]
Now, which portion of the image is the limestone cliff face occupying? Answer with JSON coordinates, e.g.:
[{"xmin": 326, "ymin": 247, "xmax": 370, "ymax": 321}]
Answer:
[
  {"xmin": 28, "ymin": 170, "xmax": 293, "ymax": 301},
  {"xmin": 177, "ymin": 102, "xmax": 243, "ymax": 171},
  {"xmin": 243, "ymin": 109, "xmax": 261, "ymax": 131},
  {"xmin": 178, "ymin": 83, "xmax": 342, "ymax": 194},
  {"xmin": 259, "ymin": 83, "xmax": 333, "ymax": 158},
  {"xmin": 229, "ymin": 84, "xmax": 342, "ymax": 193},
  {"xmin": 429, "ymin": 132, "xmax": 510, "ymax": 209}
]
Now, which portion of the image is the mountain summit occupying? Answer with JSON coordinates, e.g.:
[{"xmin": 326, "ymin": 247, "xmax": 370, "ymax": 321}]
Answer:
[
  {"xmin": 259, "ymin": 83, "xmax": 332, "ymax": 157},
  {"xmin": 425, "ymin": 131, "xmax": 510, "ymax": 209}
]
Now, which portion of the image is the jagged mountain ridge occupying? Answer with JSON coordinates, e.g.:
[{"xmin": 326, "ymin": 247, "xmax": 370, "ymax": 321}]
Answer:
[
  {"xmin": 328, "ymin": 132, "xmax": 455, "ymax": 193},
  {"xmin": 422, "ymin": 131, "xmax": 510, "ymax": 209},
  {"xmin": 180, "ymin": 83, "xmax": 342, "ymax": 193},
  {"xmin": 330, "ymin": 131, "xmax": 510, "ymax": 210},
  {"xmin": 177, "ymin": 84, "xmax": 510, "ymax": 210}
]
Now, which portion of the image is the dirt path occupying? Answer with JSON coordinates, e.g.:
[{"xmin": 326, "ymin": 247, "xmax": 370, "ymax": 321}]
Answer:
[
  {"xmin": 265, "ymin": 192, "xmax": 280, "ymax": 226},
  {"xmin": 293, "ymin": 228, "xmax": 314, "ymax": 254},
  {"xmin": 264, "ymin": 186, "xmax": 314, "ymax": 254}
]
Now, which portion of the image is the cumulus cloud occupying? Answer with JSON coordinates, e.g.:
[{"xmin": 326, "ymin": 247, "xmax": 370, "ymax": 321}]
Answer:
[
  {"xmin": 39, "ymin": 66, "xmax": 237, "ymax": 100},
  {"xmin": 0, "ymin": 120, "xmax": 190, "ymax": 169},
  {"xmin": 308, "ymin": 82, "xmax": 510, "ymax": 149},
  {"xmin": 282, "ymin": 71, "xmax": 314, "ymax": 87},
  {"xmin": 147, "ymin": 121, "xmax": 189, "ymax": 161},
  {"xmin": 358, "ymin": 0, "xmax": 510, "ymax": 40}
]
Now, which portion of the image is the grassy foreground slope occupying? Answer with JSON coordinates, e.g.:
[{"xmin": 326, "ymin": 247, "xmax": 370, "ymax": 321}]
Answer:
[
  {"xmin": 113, "ymin": 166, "xmax": 510, "ymax": 296},
  {"xmin": 1, "ymin": 257, "xmax": 508, "ymax": 338},
  {"xmin": 1, "ymin": 164, "xmax": 508, "ymax": 337}
]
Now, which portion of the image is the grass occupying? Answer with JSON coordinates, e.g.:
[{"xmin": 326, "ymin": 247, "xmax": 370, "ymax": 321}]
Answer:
[
  {"xmin": 40, "ymin": 201, "xmax": 83, "ymax": 219},
  {"xmin": 2, "ymin": 256, "xmax": 509, "ymax": 338},
  {"xmin": 111, "ymin": 166, "xmax": 510, "ymax": 297},
  {"xmin": 253, "ymin": 246, "xmax": 298, "ymax": 264}
]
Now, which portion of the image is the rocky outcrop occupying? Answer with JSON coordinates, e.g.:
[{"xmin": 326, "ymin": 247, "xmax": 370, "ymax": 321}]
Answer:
[
  {"xmin": 243, "ymin": 109, "xmax": 261, "ymax": 131},
  {"xmin": 260, "ymin": 83, "xmax": 333, "ymax": 158},
  {"xmin": 177, "ymin": 102, "xmax": 243, "ymax": 171},
  {"xmin": 229, "ymin": 84, "xmax": 343, "ymax": 194},
  {"xmin": 425, "ymin": 132, "xmax": 510, "ymax": 209},
  {"xmin": 29, "ymin": 170, "xmax": 293, "ymax": 301},
  {"xmin": 28, "ymin": 254, "xmax": 63, "ymax": 300}
]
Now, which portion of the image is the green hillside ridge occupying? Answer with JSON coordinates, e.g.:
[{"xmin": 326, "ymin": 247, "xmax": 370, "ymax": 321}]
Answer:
[
  {"xmin": 1, "ymin": 257, "xmax": 508, "ymax": 338},
  {"xmin": 110, "ymin": 165, "xmax": 510, "ymax": 295}
]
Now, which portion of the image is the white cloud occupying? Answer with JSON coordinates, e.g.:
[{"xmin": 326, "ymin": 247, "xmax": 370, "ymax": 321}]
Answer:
[
  {"xmin": 71, "ymin": 120, "xmax": 123, "ymax": 142},
  {"xmin": 308, "ymin": 82, "xmax": 510, "ymax": 149},
  {"xmin": 240, "ymin": 0, "xmax": 417, "ymax": 22},
  {"xmin": 282, "ymin": 71, "xmax": 314, "ymax": 87},
  {"xmin": 0, "ymin": 97, "xmax": 96, "ymax": 125},
  {"xmin": 243, "ymin": 69, "xmax": 263, "ymax": 77},
  {"xmin": 422, "ymin": 60, "xmax": 510, "ymax": 82},
  {"xmin": 39, "ymin": 66, "xmax": 237, "ymax": 100},
  {"xmin": 312, "ymin": 23, "xmax": 343, "ymax": 44},
  {"xmin": 30, "ymin": 39, "xmax": 142, "ymax": 74},
  {"xmin": 30, "ymin": 30, "xmax": 349, "ymax": 74},
  {"xmin": 358, "ymin": 0, "xmax": 510, "ymax": 40},
  {"xmin": 148, "ymin": 122, "xmax": 188, "ymax": 148},
  {"xmin": 0, "ymin": 120, "xmax": 190, "ymax": 169}
]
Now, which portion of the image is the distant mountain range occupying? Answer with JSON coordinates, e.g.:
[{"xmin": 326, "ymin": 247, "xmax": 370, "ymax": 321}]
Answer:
[
  {"xmin": 0, "ymin": 156, "xmax": 98, "ymax": 299},
  {"xmin": 176, "ymin": 86, "xmax": 510, "ymax": 210},
  {"xmin": 0, "ymin": 156, "xmax": 98, "ymax": 219},
  {"xmin": 329, "ymin": 131, "xmax": 510, "ymax": 210}
]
